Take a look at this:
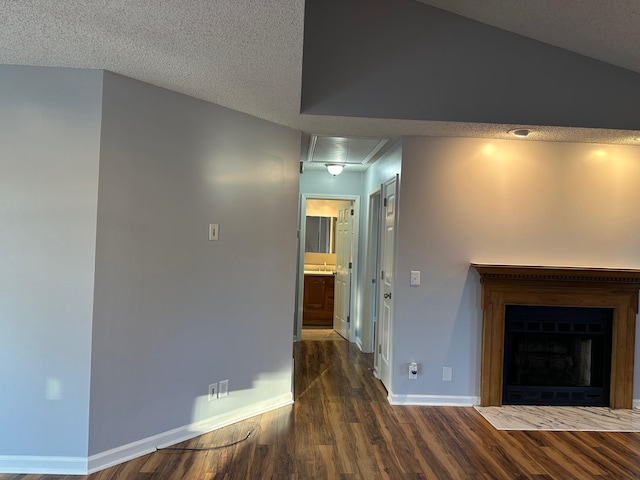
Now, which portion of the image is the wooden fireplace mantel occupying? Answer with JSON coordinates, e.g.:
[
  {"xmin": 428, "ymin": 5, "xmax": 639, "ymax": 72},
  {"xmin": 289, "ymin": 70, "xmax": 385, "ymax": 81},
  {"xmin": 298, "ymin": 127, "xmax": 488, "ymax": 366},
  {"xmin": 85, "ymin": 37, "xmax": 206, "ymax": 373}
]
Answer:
[{"xmin": 472, "ymin": 264, "xmax": 640, "ymax": 409}]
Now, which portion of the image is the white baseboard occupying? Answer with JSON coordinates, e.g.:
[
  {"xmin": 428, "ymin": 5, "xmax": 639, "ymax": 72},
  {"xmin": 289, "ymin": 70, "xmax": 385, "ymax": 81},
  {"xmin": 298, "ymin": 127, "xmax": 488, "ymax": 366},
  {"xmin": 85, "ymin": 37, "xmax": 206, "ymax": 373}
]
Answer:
[
  {"xmin": 633, "ymin": 398, "xmax": 640, "ymax": 409},
  {"xmin": 88, "ymin": 392, "xmax": 293, "ymax": 474},
  {"xmin": 388, "ymin": 392, "xmax": 480, "ymax": 406},
  {"xmin": 0, "ymin": 455, "xmax": 87, "ymax": 475},
  {"xmin": 0, "ymin": 393, "xmax": 293, "ymax": 476}
]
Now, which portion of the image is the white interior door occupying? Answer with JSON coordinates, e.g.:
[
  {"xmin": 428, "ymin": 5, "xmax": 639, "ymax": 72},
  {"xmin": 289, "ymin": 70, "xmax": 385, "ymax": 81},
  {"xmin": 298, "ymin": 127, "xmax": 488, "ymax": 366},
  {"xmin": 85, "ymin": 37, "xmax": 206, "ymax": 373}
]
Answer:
[
  {"xmin": 376, "ymin": 177, "xmax": 397, "ymax": 392},
  {"xmin": 334, "ymin": 201, "xmax": 353, "ymax": 339}
]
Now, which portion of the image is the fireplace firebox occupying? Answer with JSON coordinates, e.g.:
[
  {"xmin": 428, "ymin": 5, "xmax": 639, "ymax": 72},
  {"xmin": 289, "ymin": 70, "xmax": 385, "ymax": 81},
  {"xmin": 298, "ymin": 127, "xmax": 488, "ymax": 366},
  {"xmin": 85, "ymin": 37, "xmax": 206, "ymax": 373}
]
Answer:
[{"xmin": 503, "ymin": 305, "xmax": 612, "ymax": 406}]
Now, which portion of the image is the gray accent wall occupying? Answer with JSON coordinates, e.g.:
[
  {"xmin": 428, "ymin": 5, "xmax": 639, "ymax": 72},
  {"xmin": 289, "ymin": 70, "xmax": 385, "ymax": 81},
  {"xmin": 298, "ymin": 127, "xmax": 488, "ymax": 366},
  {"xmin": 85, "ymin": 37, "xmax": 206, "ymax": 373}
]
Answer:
[
  {"xmin": 88, "ymin": 72, "xmax": 300, "ymax": 454},
  {"xmin": 302, "ymin": 0, "xmax": 640, "ymax": 130},
  {"xmin": 0, "ymin": 66, "xmax": 103, "ymax": 456},
  {"xmin": 393, "ymin": 136, "xmax": 640, "ymax": 399}
]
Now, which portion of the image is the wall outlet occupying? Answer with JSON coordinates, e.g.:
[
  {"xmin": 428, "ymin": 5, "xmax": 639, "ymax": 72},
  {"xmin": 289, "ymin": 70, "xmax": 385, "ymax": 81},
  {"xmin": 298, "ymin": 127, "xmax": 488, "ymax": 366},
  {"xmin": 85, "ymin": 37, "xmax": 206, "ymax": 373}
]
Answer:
[
  {"xmin": 409, "ymin": 362, "xmax": 418, "ymax": 379},
  {"xmin": 443, "ymin": 367, "xmax": 452, "ymax": 382},
  {"xmin": 219, "ymin": 379, "xmax": 229, "ymax": 397},
  {"xmin": 208, "ymin": 383, "xmax": 218, "ymax": 401},
  {"xmin": 410, "ymin": 270, "xmax": 421, "ymax": 286}
]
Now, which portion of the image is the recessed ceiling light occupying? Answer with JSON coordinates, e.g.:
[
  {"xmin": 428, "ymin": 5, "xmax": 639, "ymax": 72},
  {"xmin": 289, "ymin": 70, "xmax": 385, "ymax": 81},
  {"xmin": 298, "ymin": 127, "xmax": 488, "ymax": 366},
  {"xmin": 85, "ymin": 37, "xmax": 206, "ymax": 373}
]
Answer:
[{"xmin": 508, "ymin": 128, "xmax": 531, "ymax": 138}]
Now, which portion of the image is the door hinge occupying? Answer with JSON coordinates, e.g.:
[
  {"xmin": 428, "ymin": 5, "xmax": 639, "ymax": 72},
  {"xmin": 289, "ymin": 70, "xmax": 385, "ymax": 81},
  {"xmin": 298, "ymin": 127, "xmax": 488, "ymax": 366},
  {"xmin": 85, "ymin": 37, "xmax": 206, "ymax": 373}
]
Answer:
[
  {"xmin": 350, "ymin": 208, "xmax": 354, "ymax": 215},
  {"xmin": 383, "ymin": 197, "xmax": 388, "ymax": 207},
  {"xmin": 349, "ymin": 262, "xmax": 352, "ymax": 269},
  {"xmin": 381, "ymin": 270, "xmax": 385, "ymax": 280},
  {"xmin": 372, "ymin": 278, "xmax": 376, "ymax": 284},
  {"xmin": 378, "ymin": 345, "xmax": 382, "ymax": 354},
  {"xmin": 347, "ymin": 315, "xmax": 350, "ymax": 323}
]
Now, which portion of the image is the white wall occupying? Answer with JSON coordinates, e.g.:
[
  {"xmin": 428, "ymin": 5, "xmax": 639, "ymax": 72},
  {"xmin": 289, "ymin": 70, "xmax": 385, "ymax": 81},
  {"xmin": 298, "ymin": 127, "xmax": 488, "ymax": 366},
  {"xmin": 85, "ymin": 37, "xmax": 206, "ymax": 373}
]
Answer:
[
  {"xmin": 88, "ymin": 72, "xmax": 301, "ymax": 455},
  {"xmin": 299, "ymin": 169, "xmax": 363, "ymax": 196},
  {"xmin": 0, "ymin": 66, "xmax": 103, "ymax": 457},
  {"xmin": 392, "ymin": 136, "xmax": 640, "ymax": 402}
]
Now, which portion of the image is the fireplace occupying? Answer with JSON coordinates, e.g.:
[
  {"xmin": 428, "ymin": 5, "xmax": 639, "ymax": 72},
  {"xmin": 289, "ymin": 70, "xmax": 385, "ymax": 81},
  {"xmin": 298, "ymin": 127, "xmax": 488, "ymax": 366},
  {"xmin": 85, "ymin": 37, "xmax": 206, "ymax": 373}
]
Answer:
[
  {"xmin": 503, "ymin": 305, "xmax": 612, "ymax": 406},
  {"xmin": 472, "ymin": 264, "xmax": 640, "ymax": 409}
]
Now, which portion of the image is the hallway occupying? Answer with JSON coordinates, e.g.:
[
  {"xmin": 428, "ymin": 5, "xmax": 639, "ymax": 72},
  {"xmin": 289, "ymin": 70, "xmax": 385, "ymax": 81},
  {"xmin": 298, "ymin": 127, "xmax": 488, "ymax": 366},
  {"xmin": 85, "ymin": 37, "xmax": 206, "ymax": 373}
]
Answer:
[{"xmin": 2, "ymin": 333, "xmax": 640, "ymax": 479}]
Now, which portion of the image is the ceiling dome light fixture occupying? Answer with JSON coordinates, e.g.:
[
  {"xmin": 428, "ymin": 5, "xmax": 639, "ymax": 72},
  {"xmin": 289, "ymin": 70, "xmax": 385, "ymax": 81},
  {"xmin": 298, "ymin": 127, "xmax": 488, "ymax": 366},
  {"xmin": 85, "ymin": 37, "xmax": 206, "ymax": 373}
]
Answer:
[
  {"xmin": 326, "ymin": 164, "xmax": 345, "ymax": 176},
  {"xmin": 508, "ymin": 128, "xmax": 531, "ymax": 138}
]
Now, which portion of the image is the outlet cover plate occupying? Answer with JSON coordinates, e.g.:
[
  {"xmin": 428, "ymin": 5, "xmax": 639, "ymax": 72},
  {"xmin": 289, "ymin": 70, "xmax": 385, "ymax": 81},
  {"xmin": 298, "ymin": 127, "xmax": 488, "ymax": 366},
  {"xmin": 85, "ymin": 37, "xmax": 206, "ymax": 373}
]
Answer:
[{"xmin": 219, "ymin": 379, "xmax": 229, "ymax": 397}]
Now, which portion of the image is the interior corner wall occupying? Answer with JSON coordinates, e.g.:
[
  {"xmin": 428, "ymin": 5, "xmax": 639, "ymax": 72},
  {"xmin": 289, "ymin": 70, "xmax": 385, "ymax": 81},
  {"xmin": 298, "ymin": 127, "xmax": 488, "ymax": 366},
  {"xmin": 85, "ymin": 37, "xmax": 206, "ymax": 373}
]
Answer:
[
  {"xmin": 392, "ymin": 136, "xmax": 640, "ymax": 401},
  {"xmin": 302, "ymin": 0, "xmax": 640, "ymax": 130},
  {"xmin": 0, "ymin": 66, "xmax": 103, "ymax": 458},
  {"xmin": 363, "ymin": 141, "xmax": 402, "ymax": 194},
  {"xmin": 88, "ymin": 72, "xmax": 300, "ymax": 456}
]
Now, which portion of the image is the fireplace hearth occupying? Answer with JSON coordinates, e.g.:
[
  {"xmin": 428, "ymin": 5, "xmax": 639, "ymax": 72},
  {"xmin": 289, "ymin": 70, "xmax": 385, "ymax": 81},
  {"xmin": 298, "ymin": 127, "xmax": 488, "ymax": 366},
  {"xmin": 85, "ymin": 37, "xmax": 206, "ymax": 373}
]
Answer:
[{"xmin": 472, "ymin": 264, "xmax": 640, "ymax": 409}]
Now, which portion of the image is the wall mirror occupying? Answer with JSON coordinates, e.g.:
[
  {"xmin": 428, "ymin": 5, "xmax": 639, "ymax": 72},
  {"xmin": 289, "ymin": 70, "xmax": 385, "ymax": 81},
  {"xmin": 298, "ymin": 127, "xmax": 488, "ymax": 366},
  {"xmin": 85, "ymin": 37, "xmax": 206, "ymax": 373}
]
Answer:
[{"xmin": 305, "ymin": 216, "xmax": 336, "ymax": 253}]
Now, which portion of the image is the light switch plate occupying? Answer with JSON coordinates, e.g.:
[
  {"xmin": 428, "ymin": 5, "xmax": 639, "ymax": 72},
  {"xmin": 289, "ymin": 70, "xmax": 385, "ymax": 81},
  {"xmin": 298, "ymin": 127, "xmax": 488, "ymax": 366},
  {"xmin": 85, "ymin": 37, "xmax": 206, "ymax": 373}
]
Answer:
[
  {"xmin": 208, "ymin": 223, "xmax": 219, "ymax": 241},
  {"xmin": 208, "ymin": 383, "xmax": 218, "ymax": 401},
  {"xmin": 219, "ymin": 379, "xmax": 229, "ymax": 397},
  {"xmin": 410, "ymin": 270, "xmax": 420, "ymax": 286}
]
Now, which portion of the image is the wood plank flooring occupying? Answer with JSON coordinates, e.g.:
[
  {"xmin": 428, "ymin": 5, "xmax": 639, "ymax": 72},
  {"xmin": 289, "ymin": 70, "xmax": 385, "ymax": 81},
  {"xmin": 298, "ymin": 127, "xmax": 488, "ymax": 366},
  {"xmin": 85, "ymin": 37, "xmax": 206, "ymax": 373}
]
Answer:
[{"xmin": 2, "ymin": 331, "xmax": 640, "ymax": 479}]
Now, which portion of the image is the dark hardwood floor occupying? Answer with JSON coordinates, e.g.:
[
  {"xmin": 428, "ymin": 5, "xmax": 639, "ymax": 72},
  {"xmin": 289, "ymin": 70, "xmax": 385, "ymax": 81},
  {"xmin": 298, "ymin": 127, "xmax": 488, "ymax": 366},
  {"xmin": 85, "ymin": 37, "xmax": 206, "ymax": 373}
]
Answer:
[{"xmin": 3, "ymin": 332, "xmax": 640, "ymax": 479}]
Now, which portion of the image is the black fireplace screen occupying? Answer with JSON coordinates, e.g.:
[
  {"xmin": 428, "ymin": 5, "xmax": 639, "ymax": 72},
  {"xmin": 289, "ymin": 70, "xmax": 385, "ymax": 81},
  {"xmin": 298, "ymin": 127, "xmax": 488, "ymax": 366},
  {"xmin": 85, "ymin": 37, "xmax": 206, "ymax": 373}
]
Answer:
[{"xmin": 503, "ymin": 305, "xmax": 612, "ymax": 406}]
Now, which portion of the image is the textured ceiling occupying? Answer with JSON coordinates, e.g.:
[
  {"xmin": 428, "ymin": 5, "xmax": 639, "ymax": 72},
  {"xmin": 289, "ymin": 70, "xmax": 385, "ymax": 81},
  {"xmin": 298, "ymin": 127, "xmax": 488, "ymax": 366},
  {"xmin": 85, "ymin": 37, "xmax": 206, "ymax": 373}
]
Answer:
[
  {"xmin": 0, "ymin": 0, "xmax": 305, "ymax": 127},
  {"xmin": 1, "ymin": 0, "xmax": 639, "ymax": 144}
]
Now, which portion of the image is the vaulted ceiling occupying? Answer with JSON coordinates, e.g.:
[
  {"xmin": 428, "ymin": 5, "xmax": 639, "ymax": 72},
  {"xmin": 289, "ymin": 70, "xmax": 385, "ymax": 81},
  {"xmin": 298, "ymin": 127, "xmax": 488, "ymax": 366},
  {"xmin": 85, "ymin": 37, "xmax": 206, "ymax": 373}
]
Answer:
[{"xmin": 2, "ymin": 0, "xmax": 639, "ymax": 143}]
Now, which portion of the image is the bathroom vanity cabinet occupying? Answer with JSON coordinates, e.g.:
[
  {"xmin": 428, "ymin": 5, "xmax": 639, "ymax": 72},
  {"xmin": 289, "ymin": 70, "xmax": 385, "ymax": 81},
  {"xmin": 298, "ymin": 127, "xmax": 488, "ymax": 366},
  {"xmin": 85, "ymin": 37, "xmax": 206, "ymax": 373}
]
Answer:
[{"xmin": 302, "ymin": 273, "xmax": 335, "ymax": 326}]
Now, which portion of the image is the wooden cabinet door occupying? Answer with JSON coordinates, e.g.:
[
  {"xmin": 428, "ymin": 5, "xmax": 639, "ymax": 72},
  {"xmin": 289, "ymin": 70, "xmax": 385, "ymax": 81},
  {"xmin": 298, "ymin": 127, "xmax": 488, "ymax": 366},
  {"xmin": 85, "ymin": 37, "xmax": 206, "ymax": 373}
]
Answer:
[{"xmin": 304, "ymin": 276, "xmax": 327, "ymax": 310}]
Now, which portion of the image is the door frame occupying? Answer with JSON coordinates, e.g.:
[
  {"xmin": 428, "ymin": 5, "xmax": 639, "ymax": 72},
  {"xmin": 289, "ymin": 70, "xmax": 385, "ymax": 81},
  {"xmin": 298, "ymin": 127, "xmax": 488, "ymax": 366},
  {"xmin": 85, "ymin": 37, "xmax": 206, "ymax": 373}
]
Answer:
[
  {"xmin": 295, "ymin": 193, "xmax": 360, "ymax": 342},
  {"xmin": 373, "ymin": 175, "xmax": 399, "ymax": 392},
  {"xmin": 361, "ymin": 187, "xmax": 382, "ymax": 353}
]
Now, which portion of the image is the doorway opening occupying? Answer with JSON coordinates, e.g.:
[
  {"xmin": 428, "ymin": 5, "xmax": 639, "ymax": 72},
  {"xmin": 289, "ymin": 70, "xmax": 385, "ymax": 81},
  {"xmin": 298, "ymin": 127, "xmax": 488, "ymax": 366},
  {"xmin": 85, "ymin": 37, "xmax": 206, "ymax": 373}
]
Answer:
[
  {"xmin": 295, "ymin": 194, "xmax": 359, "ymax": 343},
  {"xmin": 363, "ymin": 189, "xmax": 382, "ymax": 354}
]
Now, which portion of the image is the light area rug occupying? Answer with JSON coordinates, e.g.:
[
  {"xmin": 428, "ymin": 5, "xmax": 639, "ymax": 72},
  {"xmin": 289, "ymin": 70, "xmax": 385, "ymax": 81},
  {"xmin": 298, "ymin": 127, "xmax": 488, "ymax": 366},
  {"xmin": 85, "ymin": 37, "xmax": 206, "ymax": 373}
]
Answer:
[{"xmin": 475, "ymin": 405, "xmax": 640, "ymax": 432}]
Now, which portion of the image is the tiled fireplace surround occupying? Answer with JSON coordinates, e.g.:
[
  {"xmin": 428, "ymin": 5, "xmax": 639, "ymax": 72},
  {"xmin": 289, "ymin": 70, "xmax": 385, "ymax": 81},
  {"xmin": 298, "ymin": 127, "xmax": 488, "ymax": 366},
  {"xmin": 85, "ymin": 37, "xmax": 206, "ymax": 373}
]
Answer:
[{"xmin": 473, "ymin": 264, "xmax": 640, "ymax": 409}]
